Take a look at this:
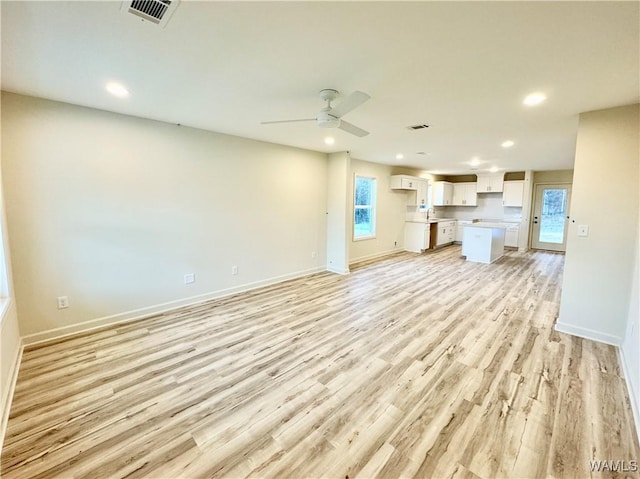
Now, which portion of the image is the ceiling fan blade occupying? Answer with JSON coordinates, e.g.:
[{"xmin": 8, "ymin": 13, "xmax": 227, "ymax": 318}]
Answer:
[
  {"xmin": 261, "ymin": 118, "xmax": 315, "ymax": 125},
  {"xmin": 338, "ymin": 120, "xmax": 369, "ymax": 137},
  {"xmin": 329, "ymin": 91, "xmax": 370, "ymax": 118}
]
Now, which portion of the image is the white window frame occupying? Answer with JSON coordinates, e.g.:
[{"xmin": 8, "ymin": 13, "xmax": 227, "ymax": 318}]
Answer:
[{"xmin": 353, "ymin": 175, "xmax": 377, "ymax": 241}]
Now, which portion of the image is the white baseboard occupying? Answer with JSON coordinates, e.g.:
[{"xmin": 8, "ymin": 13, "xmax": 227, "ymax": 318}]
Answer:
[
  {"xmin": 349, "ymin": 248, "xmax": 401, "ymax": 266},
  {"xmin": 22, "ymin": 266, "xmax": 327, "ymax": 347},
  {"xmin": 327, "ymin": 266, "xmax": 350, "ymax": 275},
  {"xmin": 554, "ymin": 321, "xmax": 622, "ymax": 346},
  {"xmin": 1, "ymin": 337, "xmax": 23, "ymax": 451},
  {"xmin": 619, "ymin": 347, "xmax": 640, "ymax": 445}
]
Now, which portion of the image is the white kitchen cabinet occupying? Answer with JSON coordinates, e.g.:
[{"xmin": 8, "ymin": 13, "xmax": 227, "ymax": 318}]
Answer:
[
  {"xmin": 404, "ymin": 221, "xmax": 431, "ymax": 253},
  {"xmin": 456, "ymin": 220, "xmax": 473, "ymax": 242},
  {"xmin": 416, "ymin": 180, "xmax": 428, "ymax": 208},
  {"xmin": 432, "ymin": 181, "xmax": 453, "ymax": 206},
  {"xmin": 436, "ymin": 220, "xmax": 456, "ymax": 246},
  {"xmin": 390, "ymin": 175, "xmax": 428, "ymax": 207},
  {"xmin": 476, "ymin": 174, "xmax": 504, "ymax": 193},
  {"xmin": 390, "ymin": 175, "xmax": 419, "ymax": 190},
  {"xmin": 502, "ymin": 181, "xmax": 524, "ymax": 207},
  {"xmin": 504, "ymin": 224, "xmax": 520, "ymax": 247},
  {"xmin": 462, "ymin": 224, "xmax": 506, "ymax": 263},
  {"xmin": 452, "ymin": 182, "xmax": 478, "ymax": 206}
]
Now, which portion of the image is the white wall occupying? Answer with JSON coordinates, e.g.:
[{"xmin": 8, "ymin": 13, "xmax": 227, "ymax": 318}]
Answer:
[
  {"xmin": 1, "ymin": 92, "xmax": 328, "ymax": 340},
  {"xmin": 557, "ymin": 104, "xmax": 639, "ymax": 344},
  {"xmin": 349, "ymin": 159, "xmax": 410, "ymax": 263}
]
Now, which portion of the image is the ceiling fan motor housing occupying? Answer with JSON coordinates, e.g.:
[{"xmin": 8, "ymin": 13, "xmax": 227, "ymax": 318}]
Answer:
[{"xmin": 316, "ymin": 110, "xmax": 340, "ymax": 128}]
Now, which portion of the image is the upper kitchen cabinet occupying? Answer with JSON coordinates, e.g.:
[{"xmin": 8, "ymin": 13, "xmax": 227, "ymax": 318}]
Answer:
[
  {"xmin": 390, "ymin": 175, "xmax": 428, "ymax": 207},
  {"xmin": 503, "ymin": 180, "xmax": 524, "ymax": 207},
  {"xmin": 476, "ymin": 173, "xmax": 504, "ymax": 193},
  {"xmin": 416, "ymin": 180, "xmax": 428, "ymax": 207},
  {"xmin": 390, "ymin": 175, "xmax": 419, "ymax": 190},
  {"xmin": 432, "ymin": 181, "xmax": 453, "ymax": 206},
  {"xmin": 452, "ymin": 182, "xmax": 478, "ymax": 206}
]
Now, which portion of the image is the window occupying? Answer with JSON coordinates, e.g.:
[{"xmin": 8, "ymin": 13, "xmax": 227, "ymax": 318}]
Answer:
[{"xmin": 354, "ymin": 175, "xmax": 377, "ymax": 239}]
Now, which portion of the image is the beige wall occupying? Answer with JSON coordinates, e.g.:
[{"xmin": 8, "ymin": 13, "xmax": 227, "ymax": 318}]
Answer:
[
  {"xmin": 622, "ymin": 229, "xmax": 639, "ymax": 435},
  {"xmin": 0, "ymin": 82, "xmax": 23, "ymax": 446},
  {"xmin": 326, "ymin": 152, "xmax": 350, "ymax": 274},
  {"xmin": 532, "ymin": 169, "xmax": 574, "ymax": 184},
  {"xmin": 349, "ymin": 159, "xmax": 407, "ymax": 263},
  {"xmin": 1, "ymin": 92, "xmax": 328, "ymax": 340},
  {"xmin": 557, "ymin": 104, "xmax": 639, "ymax": 345}
]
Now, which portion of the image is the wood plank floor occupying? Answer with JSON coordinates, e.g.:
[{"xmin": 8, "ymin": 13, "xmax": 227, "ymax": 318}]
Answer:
[{"xmin": 2, "ymin": 246, "xmax": 639, "ymax": 478}]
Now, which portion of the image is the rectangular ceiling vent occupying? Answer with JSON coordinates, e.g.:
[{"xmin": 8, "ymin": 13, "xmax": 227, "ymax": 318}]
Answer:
[
  {"xmin": 407, "ymin": 124, "xmax": 430, "ymax": 130},
  {"xmin": 121, "ymin": 0, "xmax": 179, "ymax": 28}
]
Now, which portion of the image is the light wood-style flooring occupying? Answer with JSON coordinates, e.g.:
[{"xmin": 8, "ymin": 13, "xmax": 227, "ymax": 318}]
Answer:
[{"xmin": 2, "ymin": 246, "xmax": 639, "ymax": 478}]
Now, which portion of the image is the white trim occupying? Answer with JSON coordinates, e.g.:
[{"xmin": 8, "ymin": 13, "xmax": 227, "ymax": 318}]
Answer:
[
  {"xmin": 619, "ymin": 346, "xmax": 640, "ymax": 445},
  {"xmin": 350, "ymin": 248, "xmax": 401, "ymax": 266},
  {"xmin": 0, "ymin": 298, "xmax": 12, "ymax": 328},
  {"xmin": 327, "ymin": 266, "xmax": 350, "ymax": 275},
  {"xmin": 1, "ymin": 337, "xmax": 23, "ymax": 451},
  {"xmin": 554, "ymin": 321, "xmax": 622, "ymax": 346},
  {"xmin": 22, "ymin": 266, "xmax": 326, "ymax": 346}
]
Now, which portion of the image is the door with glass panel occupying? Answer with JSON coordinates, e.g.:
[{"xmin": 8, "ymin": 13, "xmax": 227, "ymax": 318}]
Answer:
[{"xmin": 531, "ymin": 184, "xmax": 571, "ymax": 251}]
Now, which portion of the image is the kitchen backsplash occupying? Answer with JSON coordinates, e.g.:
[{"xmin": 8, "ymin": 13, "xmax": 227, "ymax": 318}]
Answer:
[{"xmin": 433, "ymin": 193, "xmax": 522, "ymax": 222}]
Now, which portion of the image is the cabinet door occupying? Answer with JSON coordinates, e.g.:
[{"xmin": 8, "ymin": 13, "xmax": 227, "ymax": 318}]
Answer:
[
  {"xmin": 503, "ymin": 181, "xmax": 524, "ymax": 207},
  {"xmin": 401, "ymin": 178, "xmax": 418, "ymax": 190},
  {"xmin": 416, "ymin": 180, "xmax": 428, "ymax": 207},
  {"xmin": 505, "ymin": 228, "xmax": 519, "ymax": 247},
  {"xmin": 433, "ymin": 182, "xmax": 453, "ymax": 206},
  {"xmin": 452, "ymin": 183, "xmax": 465, "ymax": 206},
  {"xmin": 464, "ymin": 184, "xmax": 478, "ymax": 206},
  {"xmin": 477, "ymin": 175, "xmax": 504, "ymax": 193}
]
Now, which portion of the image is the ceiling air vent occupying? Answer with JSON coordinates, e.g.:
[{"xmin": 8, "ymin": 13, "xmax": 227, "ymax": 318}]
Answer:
[
  {"xmin": 407, "ymin": 124, "xmax": 430, "ymax": 130},
  {"xmin": 121, "ymin": 0, "xmax": 179, "ymax": 28}
]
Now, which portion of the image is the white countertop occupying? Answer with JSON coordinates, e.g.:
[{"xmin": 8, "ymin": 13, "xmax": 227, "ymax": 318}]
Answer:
[
  {"xmin": 464, "ymin": 222, "xmax": 507, "ymax": 229},
  {"xmin": 405, "ymin": 218, "xmax": 456, "ymax": 224}
]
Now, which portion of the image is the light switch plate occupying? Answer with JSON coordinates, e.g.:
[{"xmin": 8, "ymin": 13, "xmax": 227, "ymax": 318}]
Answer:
[{"xmin": 577, "ymin": 225, "xmax": 589, "ymax": 237}]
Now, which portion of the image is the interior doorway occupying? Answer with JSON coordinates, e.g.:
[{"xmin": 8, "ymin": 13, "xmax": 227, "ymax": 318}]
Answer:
[{"xmin": 531, "ymin": 184, "xmax": 572, "ymax": 251}]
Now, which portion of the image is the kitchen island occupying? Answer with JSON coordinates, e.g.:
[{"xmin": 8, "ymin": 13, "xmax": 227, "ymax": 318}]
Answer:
[{"xmin": 462, "ymin": 223, "xmax": 506, "ymax": 263}]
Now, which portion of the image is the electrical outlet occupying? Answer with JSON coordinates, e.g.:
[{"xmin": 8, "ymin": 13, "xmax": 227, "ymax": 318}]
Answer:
[
  {"xmin": 577, "ymin": 225, "xmax": 589, "ymax": 237},
  {"xmin": 57, "ymin": 296, "xmax": 69, "ymax": 309},
  {"xmin": 231, "ymin": 265, "xmax": 238, "ymax": 275},
  {"xmin": 184, "ymin": 273, "xmax": 195, "ymax": 284},
  {"xmin": 311, "ymin": 251, "xmax": 317, "ymax": 259}
]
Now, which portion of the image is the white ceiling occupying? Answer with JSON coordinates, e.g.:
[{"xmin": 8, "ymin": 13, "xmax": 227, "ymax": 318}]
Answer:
[{"xmin": 2, "ymin": 1, "xmax": 638, "ymax": 174}]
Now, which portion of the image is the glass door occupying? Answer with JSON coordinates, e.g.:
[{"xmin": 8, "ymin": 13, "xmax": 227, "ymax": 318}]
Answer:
[{"xmin": 531, "ymin": 184, "xmax": 571, "ymax": 251}]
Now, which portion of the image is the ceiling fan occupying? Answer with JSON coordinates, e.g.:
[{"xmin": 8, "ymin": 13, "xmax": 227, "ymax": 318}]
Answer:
[{"xmin": 261, "ymin": 89, "xmax": 371, "ymax": 137}]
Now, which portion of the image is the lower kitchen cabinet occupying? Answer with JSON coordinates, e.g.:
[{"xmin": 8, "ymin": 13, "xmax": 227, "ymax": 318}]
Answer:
[
  {"xmin": 435, "ymin": 220, "xmax": 456, "ymax": 247},
  {"xmin": 505, "ymin": 225, "xmax": 520, "ymax": 247},
  {"xmin": 404, "ymin": 221, "xmax": 431, "ymax": 253},
  {"xmin": 455, "ymin": 220, "xmax": 473, "ymax": 242}
]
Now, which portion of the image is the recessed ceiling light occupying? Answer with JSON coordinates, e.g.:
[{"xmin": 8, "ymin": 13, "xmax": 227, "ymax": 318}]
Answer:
[
  {"xmin": 523, "ymin": 92, "xmax": 546, "ymax": 106},
  {"xmin": 106, "ymin": 82, "xmax": 129, "ymax": 98},
  {"xmin": 489, "ymin": 166, "xmax": 500, "ymax": 173},
  {"xmin": 324, "ymin": 136, "xmax": 335, "ymax": 145},
  {"xmin": 469, "ymin": 156, "xmax": 482, "ymax": 167},
  {"xmin": 396, "ymin": 153, "xmax": 404, "ymax": 160},
  {"xmin": 501, "ymin": 140, "xmax": 515, "ymax": 148}
]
